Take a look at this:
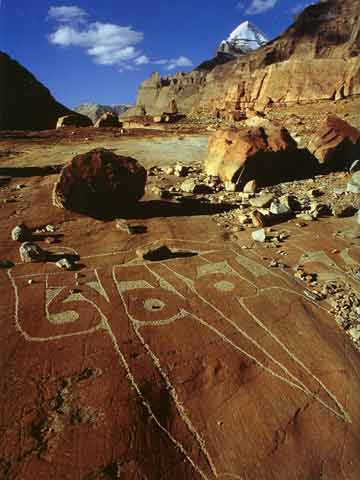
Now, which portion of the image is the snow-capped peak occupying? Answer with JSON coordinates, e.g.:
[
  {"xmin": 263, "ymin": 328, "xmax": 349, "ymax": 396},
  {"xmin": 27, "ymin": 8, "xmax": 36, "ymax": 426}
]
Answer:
[{"xmin": 217, "ymin": 21, "xmax": 268, "ymax": 58}]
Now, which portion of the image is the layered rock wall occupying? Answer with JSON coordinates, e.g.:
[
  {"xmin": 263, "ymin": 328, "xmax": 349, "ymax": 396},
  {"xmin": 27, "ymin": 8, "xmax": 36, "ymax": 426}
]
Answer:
[{"xmin": 131, "ymin": 0, "xmax": 360, "ymax": 118}]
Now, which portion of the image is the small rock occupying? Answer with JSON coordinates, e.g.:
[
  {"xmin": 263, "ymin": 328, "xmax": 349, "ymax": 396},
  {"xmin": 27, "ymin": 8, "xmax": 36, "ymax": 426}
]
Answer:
[
  {"xmin": 45, "ymin": 224, "xmax": 55, "ymax": 233},
  {"xmin": 224, "ymin": 182, "xmax": 236, "ymax": 192},
  {"xmin": 296, "ymin": 213, "xmax": 316, "ymax": 222},
  {"xmin": 307, "ymin": 189, "xmax": 323, "ymax": 198},
  {"xmin": 251, "ymin": 210, "xmax": 266, "ymax": 228},
  {"xmin": 249, "ymin": 194, "xmax": 274, "ymax": 209},
  {"xmin": 269, "ymin": 200, "xmax": 292, "ymax": 216},
  {"xmin": 349, "ymin": 159, "xmax": 360, "ymax": 174},
  {"xmin": 174, "ymin": 164, "xmax": 189, "ymax": 177},
  {"xmin": 180, "ymin": 178, "xmax": 197, "ymax": 193},
  {"xmin": 349, "ymin": 326, "xmax": 360, "ymax": 342},
  {"xmin": 19, "ymin": 242, "xmax": 46, "ymax": 263},
  {"xmin": 236, "ymin": 213, "xmax": 251, "ymax": 225},
  {"xmin": 356, "ymin": 210, "xmax": 360, "ymax": 224},
  {"xmin": 28, "ymin": 279, "xmax": 34, "ymax": 285},
  {"xmin": 252, "ymin": 229, "xmax": 267, "ymax": 243},
  {"xmin": 11, "ymin": 223, "xmax": 31, "ymax": 241},
  {"xmin": 243, "ymin": 180, "xmax": 257, "ymax": 193},
  {"xmin": 332, "ymin": 204, "xmax": 357, "ymax": 218},
  {"xmin": 347, "ymin": 171, "xmax": 360, "ymax": 193},
  {"xmin": 56, "ymin": 258, "xmax": 74, "ymax": 271}
]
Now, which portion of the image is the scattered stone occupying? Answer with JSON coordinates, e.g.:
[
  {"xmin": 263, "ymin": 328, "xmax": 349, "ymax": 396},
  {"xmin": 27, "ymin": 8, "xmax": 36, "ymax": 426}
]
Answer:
[
  {"xmin": 19, "ymin": 242, "xmax": 46, "ymax": 263},
  {"xmin": 349, "ymin": 326, "xmax": 360, "ymax": 343},
  {"xmin": 307, "ymin": 188, "xmax": 323, "ymax": 198},
  {"xmin": 243, "ymin": 180, "xmax": 257, "ymax": 193},
  {"xmin": 236, "ymin": 213, "xmax": 251, "ymax": 225},
  {"xmin": 251, "ymin": 210, "xmax": 267, "ymax": 228},
  {"xmin": 304, "ymin": 289, "xmax": 324, "ymax": 301},
  {"xmin": 309, "ymin": 202, "xmax": 331, "ymax": 218},
  {"xmin": 224, "ymin": 182, "xmax": 236, "ymax": 192},
  {"xmin": 45, "ymin": 224, "xmax": 55, "ymax": 233},
  {"xmin": 347, "ymin": 171, "xmax": 360, "ymax": 193},
  {"xmin": 180, "ymin": 178, "xmax": 197, "ymax": 193},
  {"xmin": 11, "ymin": 223, "xmax": 31, "ymax": 241},
  {"xmin": 349, "ymin": 159, "xmax": 360, "ymax": 174},
  {"xmin": 296, "ymin": 213, "xmax": 315, "ymax": 221},
  {"xmin": 252, "ymin": 228, "xmax": 267, "ymax": 243},
  {"xmin": 27, "ymin": 279, "xmax": 34, "ymax": 285},
  {"xmin": 94, "ymin": 112, "xmax": 121, "ymax": 128},
  {"xmin": 269, "ymin": 200, "xmax": 292, "ymax": 216},
  {"xmin": 56, "ymin": 258, "xmax": 75, "ymax": 271},
  {"xmin": 332, "ymin": 203, "xmax": 357, "ymax": 218},
  {"xmin": 174, "ymin": 164, "xmax": 189, "ymax": 177},
  {"xmin": 53, "ymin": 149, "xmax": 147, "ymax": 214},
  {"xmin": 249, "ymin": 194, "xmax": 274, "ymax": 209}
]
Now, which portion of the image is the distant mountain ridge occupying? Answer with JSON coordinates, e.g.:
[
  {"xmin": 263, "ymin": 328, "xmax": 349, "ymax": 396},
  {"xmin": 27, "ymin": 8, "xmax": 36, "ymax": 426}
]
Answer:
[
  {"xmin": 74, "ymin": 104, "xmax": 131, "ymax": 123},
  {"xmin": 0, "ymin": 51, "xmax": 72, "ymax": 130}
]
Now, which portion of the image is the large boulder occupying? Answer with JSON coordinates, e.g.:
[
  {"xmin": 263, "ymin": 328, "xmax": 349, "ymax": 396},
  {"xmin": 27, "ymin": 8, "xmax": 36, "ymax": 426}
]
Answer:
[
  {"xmin": 307, "ymin": 116, "xmax": 360, "ymax": 169},
  {"xmin": 56, "ymin": 114, "xmax": 93, "ymax": 129},
  {"xmin": 204, "ymin": 125, "xmax": 314, "ymax": 188},
  {"xmin": 53, "ymin": 149, "xmax": 147, "ymax": 215},
  {"xmin": 94, "ymin": 112, "xmax": 122, "ymax": 128}
]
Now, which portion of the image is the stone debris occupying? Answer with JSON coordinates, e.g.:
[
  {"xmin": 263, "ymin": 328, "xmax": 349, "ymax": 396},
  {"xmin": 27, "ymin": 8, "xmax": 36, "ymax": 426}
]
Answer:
[
  {"xmin": 11, "ymin": 223, "xmax": 31, "ymax": 241},
  {"xmin": 243, "ymin": 180, "xmax": 257, "ymax": 193},
  {"xmin": 250, "ymin": 194, "xmax": 274, "ymax": 209},
  {"xmin": 19, "ymin": 242, "xmax": 47, "ymax": 263},
  {"xmin": 347, "ymin": 171, "xmax": 360, "ymax": 193}
]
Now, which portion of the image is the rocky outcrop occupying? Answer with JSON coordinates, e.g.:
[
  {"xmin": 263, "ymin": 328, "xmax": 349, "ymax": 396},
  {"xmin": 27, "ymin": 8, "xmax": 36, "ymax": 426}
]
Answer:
[
  {"xmin": 56, "ymin": 114, "xmax": 93, "ymax": 129},
  {"xmin": 204, "ymin": 125, "xmax": 306, "ymax": 187},
  {"xmin": 74, "ymin": 103, "xmax": 130, "ymax": 123},
  {"xmin": 53, "ymin": 148, "xmax": 147, "ymax": 216},
  {"xmin": 132, "ymin": 0, "xmax": 360, "ymax": 117},
  {"xmin": 308, "ymin": 116, "xmax": 360, "ymax": 168},
  {"xmin": 94, "ymin": 112, "xmax": 122, "ymax": 128},
  {"xmin": 0, "ymin": 51, "xmax": 72, "ymax": 130}
]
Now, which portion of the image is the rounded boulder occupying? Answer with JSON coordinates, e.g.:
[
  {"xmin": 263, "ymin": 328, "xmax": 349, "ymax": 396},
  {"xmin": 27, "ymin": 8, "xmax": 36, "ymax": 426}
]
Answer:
[{"xmin": 53, "ymin": 149, "xmax": 147, "ymax": 215}]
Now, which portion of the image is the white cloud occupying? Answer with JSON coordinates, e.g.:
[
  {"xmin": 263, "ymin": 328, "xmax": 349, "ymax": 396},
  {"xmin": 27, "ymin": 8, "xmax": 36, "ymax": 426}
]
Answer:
[
  {"xmin": 164, "ymin": 56, "xmax": 193, "ymax": 70},
  {"xmin": 246, "ymin": 0, "xmax": 278, "ymax": 15},
  {"xmin": 134, "ymin": 55, "xmax": 150, "ymax": 65},
  {"xmin": 48, "ymin": 5, "xmax": 88, "ymax": 23},
  {"xmin": 48, "ymin": 5, "xmax": 193, "ymax": 73}
]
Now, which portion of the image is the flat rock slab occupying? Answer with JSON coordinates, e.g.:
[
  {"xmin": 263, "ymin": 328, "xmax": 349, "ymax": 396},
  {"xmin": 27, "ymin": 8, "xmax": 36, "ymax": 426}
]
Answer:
[{"xmin": 1, "ymin": 166, "xmax": 360, "ymax": 480}]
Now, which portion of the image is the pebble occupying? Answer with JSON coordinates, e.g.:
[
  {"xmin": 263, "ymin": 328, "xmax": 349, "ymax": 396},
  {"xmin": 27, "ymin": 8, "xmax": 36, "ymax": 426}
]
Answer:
[
  {"xmin": 56, "ymin": 258, "xmax": 75, "ymax": 271},
  {"xmin": 19, "ymin": 242, "xmax": 46, "ymax": 263},
  {"xmin": 252, "ymin": 229, "xmax": 267, "ymax": 243},
  {"xmin": 11, "ymin": 223, "xmax": 30, "ymax": 242}
]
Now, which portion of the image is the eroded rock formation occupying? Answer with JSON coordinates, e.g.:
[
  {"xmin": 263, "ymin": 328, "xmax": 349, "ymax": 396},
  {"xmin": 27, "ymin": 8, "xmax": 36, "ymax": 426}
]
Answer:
[{"xmin": 130, "ymin": 0, "xmax": 360, "ymax": 118}]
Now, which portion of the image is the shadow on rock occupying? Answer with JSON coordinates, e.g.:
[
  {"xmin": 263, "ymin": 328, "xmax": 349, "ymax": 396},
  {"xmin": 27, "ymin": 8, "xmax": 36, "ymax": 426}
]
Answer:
[
  {"xmin": 235, "ymin": 149, "xmax": 320, "ymax": 189},
  {"xmin": 75, "ymin": 199, "xmax": 238, "ymax": 221},
  {"xmin": 0, "ymin": 165, "xmax": 63, "ymax": 177}
]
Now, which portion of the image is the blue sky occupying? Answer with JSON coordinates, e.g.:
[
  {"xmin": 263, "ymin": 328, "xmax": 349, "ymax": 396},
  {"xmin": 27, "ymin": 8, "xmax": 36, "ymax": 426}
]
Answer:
[{"xmin": 0, "ymin": 0, "xmax": 312, "ymax": 108}]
